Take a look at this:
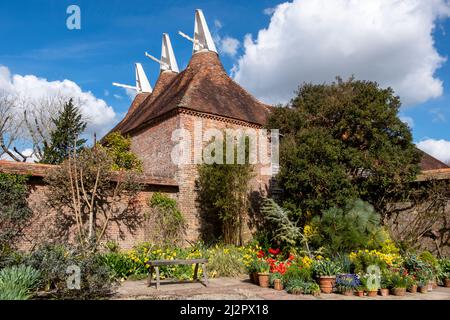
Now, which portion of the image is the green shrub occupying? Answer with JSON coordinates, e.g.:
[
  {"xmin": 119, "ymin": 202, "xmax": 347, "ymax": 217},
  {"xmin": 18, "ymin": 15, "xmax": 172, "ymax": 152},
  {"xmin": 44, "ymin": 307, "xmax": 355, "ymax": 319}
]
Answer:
[
  {"xmin": 0, "ymin": 265, "xmax": 40, "ymax": 300},
  {"xmin": 419, "ymin": 251, "xmax": 438, "ymax": 269},
  {"xmin": 25, "ymin": 244, "xmax": 114, "ymax": 299},
  {"xmin": 437, "ymin": 259, "xmax": 450, "ymax": 284},
  {"xmin": 148, "ymin": 193, "xmax": 186, "ymax": 245},
  {"xmin": 100, "ymin": 252, "xmax": 135, "ymax": 280},
  {"xmin": 0, "ymin": 174, "xmax": 33, "ymax": 254},
  {"xmin": 205, "ymin": 246, "xmax": 246, "ymax": 277},
  {"xmin": 310, "ymin": 199, "xmax": 386, "ymax": 255},
  {"xmin": 282, "ymin": 263, "xmax": 313, "ymax": 284}
]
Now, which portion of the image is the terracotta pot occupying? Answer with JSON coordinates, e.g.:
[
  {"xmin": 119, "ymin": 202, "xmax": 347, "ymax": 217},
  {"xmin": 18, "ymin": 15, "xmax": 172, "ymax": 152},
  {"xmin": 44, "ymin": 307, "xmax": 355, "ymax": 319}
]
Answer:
[
  {"xmin": 418, "ymin": 286, "xmax": 428, "ymax": 294},
  {"xmin": 432, "ymin": 281, "xmax": 438, "ymax": 289},
  {"xmin": 258, "ymin": 273, "xmax": 270, "ymax": 288},
  {"xmin": 392, "ymin": 288, "xmax": 406, "ymax": 296},
  {"xmin": 408, "ymin": 285, "xmax": 417, "ymax": 293},
  {"xmin": 427, "ymin": 281, "xmax": 433, "ymax": 291},
  {"xmin": 367, "ymin": 290, "xmax": 378, "ymax": 297},
  {"xmin": 319, "ymin": 276, "xmax": 336, "ymax": 294},
  {"xmin": 355, "ymin": 290, "xmax": 364, "ymax": 297},
  {"xmin": 252, "ymin": 272, "xmax": 259, "ymax": 285},
  {"xmin": 274, "ymin": 279, "xmax": 284, "ymax": 291},
  {"xmin": 380, "ymin": 288, "xmax": 389, "ymax": 296},
  {"xmin": 342, "ymin": 290, "xmax": 353, "ymax": 296},
  {"xmin": 445, "ymin": 279, "xmax": 450, "ymax": 288}
]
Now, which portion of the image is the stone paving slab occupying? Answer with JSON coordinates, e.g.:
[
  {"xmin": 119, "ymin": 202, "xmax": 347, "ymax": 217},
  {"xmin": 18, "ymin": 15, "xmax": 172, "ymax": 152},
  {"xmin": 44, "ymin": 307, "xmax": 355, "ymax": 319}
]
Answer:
[{"xmin": 113, "ymin": 276, "xmax": 450, "ymax": 300}]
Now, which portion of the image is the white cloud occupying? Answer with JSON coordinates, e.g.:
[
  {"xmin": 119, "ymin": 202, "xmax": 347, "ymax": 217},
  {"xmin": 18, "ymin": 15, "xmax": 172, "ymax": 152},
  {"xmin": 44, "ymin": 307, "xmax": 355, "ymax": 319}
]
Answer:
[
  {"xmin": 214, "ymin": 19, "xmax": 223, "ymax": 29},
  {"xmin": 219, "ymin": 36, "xmax": 240, "ymax": 57},
  {"xmin": 417, "ymin": 138, "xmax": 450, "ymax": 164},
  {"xmin": 125, "ymin": 88, "xmax": 137, "ymax": 100},
  {"xmin": 0, "ymin": 148, "xmax": 37, "ymax": 162},
  {"xmin": 0, "ymin": 65, "xmax": 117, "ymax": 138},
  {"xmin": 232, "ymin": 0, "xmax": 450, "ymax": 106},
  {"xmin": 430, "ymin": 108, "xmax": 447, "ymax": 122},
  {"xmin": 400, "ymin": 116, "xmax": 415, "ymax": 128},
  {"xmin": 113, "ymin": 94, "xmax": 123, "ymax": 100},
  {"xmin": 263, "ymin": 7, "xmax": 276, "ymax": 15}
]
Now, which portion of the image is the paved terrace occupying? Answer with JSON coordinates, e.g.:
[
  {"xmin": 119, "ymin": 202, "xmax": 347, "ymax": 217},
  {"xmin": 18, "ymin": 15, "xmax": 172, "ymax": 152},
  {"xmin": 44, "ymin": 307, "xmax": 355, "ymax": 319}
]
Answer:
[{"xmin": 114, "ymin": 276, "xmax": 450, "ymax": 300}]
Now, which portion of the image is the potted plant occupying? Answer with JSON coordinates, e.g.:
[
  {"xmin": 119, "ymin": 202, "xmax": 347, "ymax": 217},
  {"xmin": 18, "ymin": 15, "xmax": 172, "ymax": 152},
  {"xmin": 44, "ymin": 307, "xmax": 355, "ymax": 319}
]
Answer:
[
  {"xmin": 380, "ymin": 271, "xmax": 390, "ymax": 297},
  {"xmin": 335, "ymin": 274, "xmax": 360, "ymax": 296},
  {"xmin": 419, "ymin": 251, "xmax": 439, "ymax": 290},
  {"xmin": 270, "ymin": 272, "xmax": 284, "ymax": 291},
  {"xmin": 408, "ymin": 275, "xmax": 417, "ymax": 293},
  {"xmin": 360, "ymin": 274, "xmax": 380, "ymax": 297},
  {"xmin": 355, "ymin": 285, "xmax": 365, "ymax": 297},
  {"xmin": 356, "ymin": 275, "xmax": 367, "ymax": 297},
  {"xmin": 246, "ymin": 259, "xmax": 258, "ymax": 284},
  {"xmin": 285, "ymin": 279, "xmax": 320, "ymax": 296},
  {"xmin": 417, "ymin": 273, "xmax": 429, "ymax": 294},
  {"xmin": 312, "ymin": 259, "xmax": 342, "ymax": 294},
  {"xmin": 389, "ymin": 272, "xmax": 409, "ymax": 296},
  {"xmin": 256, "ymin": 259, "xmax": 270, "ymax": 288}
]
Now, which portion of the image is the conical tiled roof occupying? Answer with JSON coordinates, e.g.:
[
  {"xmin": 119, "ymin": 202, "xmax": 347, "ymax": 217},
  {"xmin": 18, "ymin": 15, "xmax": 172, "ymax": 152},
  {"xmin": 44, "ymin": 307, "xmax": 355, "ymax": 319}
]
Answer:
[
  {"xmin": 117, "ymin": 51, "xmax": 271, "ymax": 135},
  {"xmin": 109, "ymin": 70, "xmax": 178, "ymax": 135},
  {"xmin": 419, "ymin": 149, "xmax": 449, "ymax": 171}
]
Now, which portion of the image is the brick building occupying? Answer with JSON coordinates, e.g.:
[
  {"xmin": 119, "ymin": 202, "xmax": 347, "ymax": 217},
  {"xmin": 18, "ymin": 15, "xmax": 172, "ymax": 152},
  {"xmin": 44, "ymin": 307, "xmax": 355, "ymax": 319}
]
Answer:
[
  {"xmin": 0, "ymin": 10, "xmax": 275, "ymax": 248},
  {"xmin": 0, "ymin": 10, "xmax": 448, "ymax": 251}
]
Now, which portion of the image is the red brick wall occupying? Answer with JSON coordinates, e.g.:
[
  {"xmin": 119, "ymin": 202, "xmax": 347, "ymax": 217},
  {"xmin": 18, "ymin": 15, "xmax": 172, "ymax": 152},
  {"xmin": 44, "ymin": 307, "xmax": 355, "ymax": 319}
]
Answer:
[
  {"xmin": 128, "ymin": 111, "xmax": 273, "ymax": 244},
  {"xmin": 175, "ymin": 112, "xmax": 272, "ymax": 243},
  {"xmin": 13, "ymin": 111, "xmax": 273, "ymax": 250},
  {"xmin": 18, "ymin": 177, "xmax": 179, "ymax": 250},
  {"xmin": 130, "ymin": 115, "xmax": 179, "ymax": 179}
]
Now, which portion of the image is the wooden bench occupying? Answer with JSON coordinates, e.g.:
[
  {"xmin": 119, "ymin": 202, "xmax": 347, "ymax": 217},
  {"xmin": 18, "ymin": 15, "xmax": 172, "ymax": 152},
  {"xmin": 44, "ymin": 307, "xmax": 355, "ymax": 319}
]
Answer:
[{"xmin": 145, "ymin": 258, "xmax": 209, "ymax": 289}]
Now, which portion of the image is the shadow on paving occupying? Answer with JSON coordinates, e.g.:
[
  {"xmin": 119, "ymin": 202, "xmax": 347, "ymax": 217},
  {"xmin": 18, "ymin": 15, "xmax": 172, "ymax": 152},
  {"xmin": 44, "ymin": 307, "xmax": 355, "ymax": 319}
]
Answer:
[{"xmin": 113, "ymin": 276, "xmax": 450, "ymax": 300}]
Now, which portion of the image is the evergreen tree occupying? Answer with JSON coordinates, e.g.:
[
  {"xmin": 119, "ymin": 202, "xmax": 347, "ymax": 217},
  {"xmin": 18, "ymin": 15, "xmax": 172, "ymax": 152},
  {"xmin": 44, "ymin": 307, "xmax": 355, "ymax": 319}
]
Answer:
[
  {"xmin": 267, "ymin": 77, "xmax": 421, "ymax": 218},
  {"xmin": 41, "ymin": 99, "xmax": 87, "ymax": 164}
]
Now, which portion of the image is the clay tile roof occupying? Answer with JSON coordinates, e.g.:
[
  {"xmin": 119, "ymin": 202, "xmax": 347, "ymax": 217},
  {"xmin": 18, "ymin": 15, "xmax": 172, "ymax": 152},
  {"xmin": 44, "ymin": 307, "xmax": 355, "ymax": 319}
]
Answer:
[
  {"xmin": 0, "ymin": 160, "xmax": 53, "ymax": 177},
  {"xmin": 109, "ymin": 71, "xmax": 178, "ymax": 136},
  {"xmin": 418, "ymin": 150, "xmax": 449, "ymax": 171},
  {"xmin": 0, "ymin": 160, "xmax": 178, "ymax": 186},
  {"xmin": 118, "ymin": 51, "xmax": 272, "ymax": 134},
  {"xmin": 108, "ymin": 92, "xmax": 151, "ymax": 134}
]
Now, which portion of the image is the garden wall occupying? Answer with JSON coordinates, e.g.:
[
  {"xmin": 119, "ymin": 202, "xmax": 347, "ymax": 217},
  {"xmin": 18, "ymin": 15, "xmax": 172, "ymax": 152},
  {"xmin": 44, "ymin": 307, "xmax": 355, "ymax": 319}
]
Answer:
[
  {"xmin": 0, "ymin": 161, "xmax": 179, "ymax": 250},
  {"xmin": 386, "ymin": 200, "xmax": 450, "ymax": 257},
  {"xmin": 21, "ymin": 177, "xmax": 179, "ymax": 250}
]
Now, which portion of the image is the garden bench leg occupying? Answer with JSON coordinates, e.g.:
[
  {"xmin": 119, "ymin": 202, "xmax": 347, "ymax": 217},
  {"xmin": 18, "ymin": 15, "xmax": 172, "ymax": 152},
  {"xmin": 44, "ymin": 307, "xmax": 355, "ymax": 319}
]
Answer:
[
  {"xmin": 147, "ymin": 266, "xmax": 153, "ymax": 287},
  {"xmin": 201, "ymin": 263, "xmax": 209, "ymax": 287},
  {"xmin": 155, "ymin": 266, "xmax": 160, "ymax": 290},
  {"xmin": 193, "ymin": 263, "xmax": 199, "ymax": 281}
]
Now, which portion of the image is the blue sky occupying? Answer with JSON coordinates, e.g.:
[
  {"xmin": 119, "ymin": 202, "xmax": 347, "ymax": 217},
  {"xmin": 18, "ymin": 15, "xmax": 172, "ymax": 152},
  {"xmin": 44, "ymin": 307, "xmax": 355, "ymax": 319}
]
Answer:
[
  {"xmin": 0, "ymin": 0, "xmax": 278, "ymax": 111},
  {"xmin": 1, "ymin": 0, "xmax": 449, "ymax": 162}
]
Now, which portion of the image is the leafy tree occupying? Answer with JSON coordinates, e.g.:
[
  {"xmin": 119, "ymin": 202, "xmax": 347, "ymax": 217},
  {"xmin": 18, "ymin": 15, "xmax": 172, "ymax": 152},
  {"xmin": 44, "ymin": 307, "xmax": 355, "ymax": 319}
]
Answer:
[
  {"xmin": 267, "ymin": 77, "xmax": 421, "ymax": 218},
  {"xmin": 0, "ymin": 174, "xmax": 33, "ymax": 254},
  {"xmin": 197, "ymin": 136, "xmax": 254, "ymax": 245},
  {"xmin": 41, "ymin": 98, "xmax": 87, "ymax": 164},
  {"xmin": 310, "ymin": 199, "xmax": 387, "ymax": 255},
  {"xmin": 44, "ymin": 145, "xmax": 142, "ymax": 250},
  {"xmin": 102, "ymin": 132, "xmax": 142, "ymax": 171}
]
